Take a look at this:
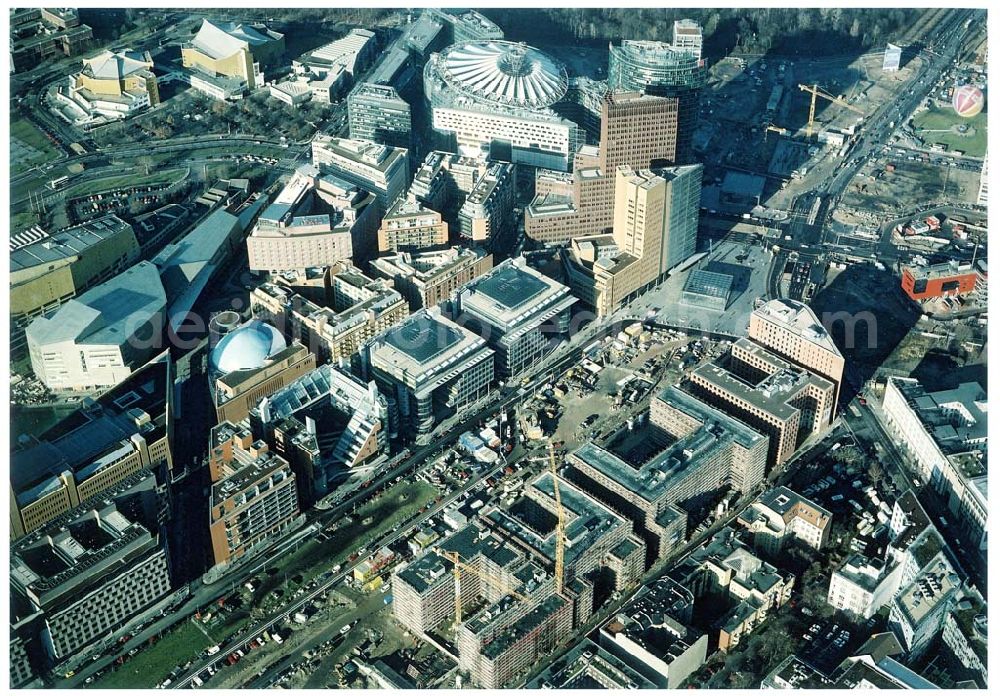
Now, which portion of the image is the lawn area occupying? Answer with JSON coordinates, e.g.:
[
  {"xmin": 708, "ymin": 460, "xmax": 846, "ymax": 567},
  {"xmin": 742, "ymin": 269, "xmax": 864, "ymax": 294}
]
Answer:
[
  {"xmin": 913, "ymin": 105, "xmax": 987, "ymax": 158},
  {"xmin": 62, "ymin": 168, "xmax": 188, "ymax": 198},
  {"xmin": 87, "ymin": 620, "xmax": 213, "ymax": 689},
  {"xmin": 10, "ymin": 116, "xmax": 60, "ymax": 173}
]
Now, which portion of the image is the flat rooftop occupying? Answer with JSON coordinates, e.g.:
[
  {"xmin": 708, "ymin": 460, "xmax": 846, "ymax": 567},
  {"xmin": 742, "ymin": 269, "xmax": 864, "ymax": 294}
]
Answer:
[
  {"xmin": 527, "ymin": 638, "xmax": 656, "ymax": 689},
  {"xmin": 11, "ymin": 215, "xmax": 133, "ymax": 274},
  {"xmin": 753, "ymin": 298, "xmax": 842, "ymax": 357},
  {"xmin": 655, "ymin": 386, "xmax": 766, "ymax": 451}
]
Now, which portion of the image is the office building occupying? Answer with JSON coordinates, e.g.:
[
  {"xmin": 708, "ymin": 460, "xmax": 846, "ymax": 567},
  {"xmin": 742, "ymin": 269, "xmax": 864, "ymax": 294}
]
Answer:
[
  {"xmin": 883, "ymin": 43, "xmax": 903, "ymax": 72},
  {"xmin": 672, "ymin": 19, "xmax": 704, "ymax": 59},
  {"xmin": 737, "ymin": 486, "xmax": 833, "ymax": 553},
  {"xmin": 10, "ymin": 214, "xmax": 141, "ymax": 323},
  {"xmin": 249, "ymin": 363, "xmax": 390, "ymax": 501},
  {"xmin": 68, "ymin": 49, "xmax": 159, "ymax": 121},
  {"xmin": 454, "ymin": 257, "xmax": 576, "ymax": 378},
  {"xmin": 424, "ymin": 40, "xmax": 580, "ymax": 170},
  {"xmin": 210, "ymin": 317, "xmax": 316, "ymax": 424},
  {"xmin": 888, "ymin": 553, "xmax": 962, "ymax": 657},
  {"xmin": 362, "ymin": 308, "xmax": 494, "ymax": 437},
  {"xmin": 10, "ymin": 356, "xmax": 174, "ymax": 539},
  {"xmin": 827, "ymin": 555, "xmax": 902, "ymax": 620},
  {"xmin": 563, "ymin": 163, "xmax": 702, "ymax": 316},
  {"xmin": 427, "ymin": 8, "xmax": 504, "ymax": 44},
  {"xmin": 377, "ymin": 196, "xmax": 449, "ymax": 253},
  {"xmin": 26, "ymin": 261, "xmax": 167, "ymax": 392},
  {"xmin": 348, "ymin": 82, "xmax": 414, "ymax": 151},
  {"xmin": 457, "ymin": 160, "xmax": 516, "ymax": 249},
  {"xmin": 671, "ymin": 528, "xmax": 794, "ymax": 652},
  {"xmin": 555, "ymin": 76, "xmax": 608, "ymax": 145},
  {"xmin": 748, "ymin": 298, "xmax": 845, "ymax": 420},
  {"xmin": 247, "ymin": 165, "xmax": 378, "ymax": 273},
  {"xmin": 527, "ymin": 638, "xmax": 657, "ymax": 689},
  {"xmin": 607, "ymin": 39, "xmax": 706, "ymax": 164},
  {"xmin": 900, "ymin": 260, "xmax": 984, "ymax": 301},
  {"xmin": 208, "ymin": 422, "xmax": 302, "ymax": 567},
  {"xmin": 251, "ymin": 263, "xmax": 408, "ymax": 364},
  {"xmin": 689, "ymin": 338, "xmax": 835, "ymax": 470},
  {"xmin": 569, "ymin": 386, "xmax": 767, "ymax": 564},
  {"xmin": 599, "ymin": 578, "xmax": 708, "ymax": 689},
  {"xmin": 477, "ymin": 595, "xmax": 573, "ymax": 688},
  {"xmin": 370, "ymin": 246, "xmax": 493, "ymax": 311},
  {"xmin": 10, "ymin": 8, "xmax": 93, "ymax": 72},
  {"xmin": 10, "ymin": 489, "xmax": 171, "ymax": 663},
  {"xmin": 881, "ymin": 377, "xmax": 987, "ymax": 555},
  {"xmin": 182, "ymin": 19, "xmax": 284, "ymax": 98},
  {"xmin": 311, "ymin": 135, "xmax": 411, "ymax": 214}
]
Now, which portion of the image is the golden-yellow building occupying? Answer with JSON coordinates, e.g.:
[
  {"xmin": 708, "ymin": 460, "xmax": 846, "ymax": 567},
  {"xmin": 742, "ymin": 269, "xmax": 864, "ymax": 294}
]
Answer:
[
  {"xmin": 182, "ymin": 19, "xmax": 285, "ymax": 96},
  {"xmin": 69, "ymin": 49, "xmax": 159, "ymax": 119}
]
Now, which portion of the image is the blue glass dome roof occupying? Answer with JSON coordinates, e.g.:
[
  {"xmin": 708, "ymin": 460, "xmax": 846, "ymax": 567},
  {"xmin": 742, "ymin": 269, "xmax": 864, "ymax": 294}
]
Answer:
[{"xmin": 209, "ymin": 320, "xmax": 287, "ymax": 374}]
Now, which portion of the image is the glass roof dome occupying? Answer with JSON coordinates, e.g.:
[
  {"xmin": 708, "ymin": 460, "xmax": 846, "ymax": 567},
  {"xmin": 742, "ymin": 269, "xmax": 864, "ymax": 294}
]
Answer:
[
  {"xmin": 436, "ymin": 40, "xmax": 568, "ymax": 110},
  {"xmin": 209, "ymin": 320, "xmax": 287, "ymax": 375}
]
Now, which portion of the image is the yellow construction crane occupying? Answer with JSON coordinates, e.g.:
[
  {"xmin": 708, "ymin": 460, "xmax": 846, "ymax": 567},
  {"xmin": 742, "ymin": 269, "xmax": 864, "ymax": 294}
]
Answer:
[
  {"xmin": 549, "ymin": 444, "xmax": 565, "ymax": 596},
  {"xmin": 797, "ymin": 83, "xmax": 865, "ymax": 138},
  {"xmin": 434, "ymin": 549, "xmax": 528, "ymax": 623},
  {"xmin": 764, "ymin": 123, "xmax": 788, "ymax": 142}
]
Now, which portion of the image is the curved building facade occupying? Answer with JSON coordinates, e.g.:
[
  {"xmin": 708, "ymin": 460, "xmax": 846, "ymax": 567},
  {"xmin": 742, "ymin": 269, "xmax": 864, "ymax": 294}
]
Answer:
[{"xmin": 425, "ymin": 41, "xmax": 579, "ymax": 170}]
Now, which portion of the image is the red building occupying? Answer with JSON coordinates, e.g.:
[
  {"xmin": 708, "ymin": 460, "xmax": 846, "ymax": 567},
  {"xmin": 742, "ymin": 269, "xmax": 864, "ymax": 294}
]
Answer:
[{"xmin": 901, "ymin": 261, "xmax": 981, "ymax": 301}]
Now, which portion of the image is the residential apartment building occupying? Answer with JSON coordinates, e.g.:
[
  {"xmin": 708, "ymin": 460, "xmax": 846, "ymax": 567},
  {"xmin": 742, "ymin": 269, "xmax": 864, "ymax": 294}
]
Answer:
[
  {"xmin": 208, "ymin": 422, "xmax": 302, "ymax": 567},
  {"xmin": 377, "ymin": 196, "xmax": 449, "ymax": 253},
  {"xmin": 361, "ymin": 308, "xmax": 494, "ymax": 438},
  {"xmin": 251, "ymin": 263, "xmax": 408, "ymax": 365},
  {"xmin": 688, "ymin": 338, "xmax": 835, "ymax": 470},
  {"xmin": 453, "ymin": 257, "xmax": 576, "ymax": 378},
  {"xmin": 527, "ymin": 638, "xmax": 657, "ymax": 689},
  {"xmin": 457, "ymin": 161, "xmax": 516, "ymax": 250},
  {"xmin": 370, "ymin": 246, "xmax": 493, "ymax": 311},
  {"xmin": 737, "ymin": 486, "xmax": 833, "ymax": 553},
  {"xmin": 827, "ymin": 555, "xmax": 902, "ymax": 620},
  {"xmin": 748, "ymin": 298, "xmax": 845, "ymax": 419}
]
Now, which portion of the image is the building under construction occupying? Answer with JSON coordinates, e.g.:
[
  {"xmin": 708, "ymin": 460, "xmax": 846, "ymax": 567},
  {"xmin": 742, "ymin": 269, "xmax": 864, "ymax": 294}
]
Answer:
[{"xmin": 391, "ymin": 469, "xmax": 645, "ymax": 687}]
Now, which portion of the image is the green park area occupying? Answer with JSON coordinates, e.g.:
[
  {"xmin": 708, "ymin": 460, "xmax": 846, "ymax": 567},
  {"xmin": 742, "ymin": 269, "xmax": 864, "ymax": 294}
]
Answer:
[
  {"xmin": 10, "ymin": 117, "xmax": 60, "ymax": 174},
  {"xmin": 62, "ymin": 167, "xmax": 189, "ymax": 199},
  {"xmin": 88, "ymin": 621, "xmax": 213, "ymax": 689},
  {"xmin": 913, "ymin": 105, "xmax": 987, "ymax": 158}
]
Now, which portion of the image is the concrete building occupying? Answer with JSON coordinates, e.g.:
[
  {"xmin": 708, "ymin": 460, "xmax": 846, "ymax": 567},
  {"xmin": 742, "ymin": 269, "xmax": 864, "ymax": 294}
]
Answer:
[
  {"xmin": 311, "ymin": 135, "xmax": 410, "ymax": 214},
  {"xmin": 900, "ymin": 260, "xmax": 983, "ymax": 301},
  {"xmin": 672, "ymin": 19, "xmax": 704, "ymax": 59},
  {"xmin": 10, "ymin": 355, "xmax": 173, "ymax": 540},
  {"xmin": 453, "ymin": 257, "xmax": 576, "ymax": 378},
  {"xmin": 347, "ymin": 82, "xmax": 414, "ymax": 152},
  {"xmin": 182, "ymin": 19, "xmax": 284, "ymax": 97},
  {"xmin": 377, "ymin": 196, "xmax": 449, "ymax": 253},
  {"xmin": 527, "ymin": 638, "xmax": 657, "ymax": 689},
  {"xmin": 10, "ymin": 215, "xmax": 141, "ymax": 323},
  {"xmin": 976, "ymin": 149, "xmax": 987, "ymax": 206},
  {"xmin": 26, "ymin": 261, "xmax": 167, "ymax": 392},
  {"xmin": 888, "ymin": 552, "xmax": 962, "ymax": 657},
  {"xmin": 827, "ymin": 555, "xmax": 902, "ymax": 620},
  {"xmin": 760, "ymin": 655, "xmax": 835, "ymax": 688},
  {"xmin": 361, "ymin": 308, "xmax": 494, "ymax": 437},
  {"xmin": 671, "ymin": 527, "xmax": 794, "ymax": 653},
  {"xmin": 247, "ymin": 165, "xmax": 378, "ymax": 273},
  {"xmin": 748, "ymin": 298, "xmax": 845, "ymax": 420},
  {"xmin": 555, "ymin": 76, "xmax": 608, "ymax": 145},
  {"xmin": 424, "ymin": 40, "xmax": 579, "ymax": 170},
  {"xmin": 427, "ymin": 8, "xmax": 505, "ymax": 44},
  {"xmin": 208, "ymin": 422, "xmax": 302, "ymax": 567},
  {"xmin": 210, "ymin": 318, "xmax": 316, "ymax": 424},
  {"xmin": 570, "ymin": 386, "xmax": 767, "ymax": 564},
  {"xmin": 408, "ymin": 149, "xmax": 490, "ymax": 211},
  {"xmin": 68, "ymin": 49, "xmax": 159, "ymax": 121},
  {"xmin": 249, "ymin": 363, "xmax": 390, "ymax": 501},
  {"xmin": 881, "ymin": 377, "xmax": 987, "ymax": 558},
  {"xmin": 457, "ymin": 160, "xmax": 516, "ymax": 250},
  {"xmin": 10, "ymin": 491, "xmax": 171, "ymax": 663},
  {"xmin": 251, "ymin": 263, "xmax": 408, "ymax": 365},
  {"xmin": 370, "ymin": 246, "xmax": 493, "ymax": 311},
  {"xmin": 10, "ymin": 8, "xmax": 93, "ymax": 72},
  {"xmin": 564, "ymin": 163, "xmax": 702, "ymax": 316},
  {"xmin": 737, "ymin": 486, "xmax": 833, "ymax": 553},
  {"xmin": 689, "ymin": 338, "xmax": 835, "ymax": 470},
  {"xmin": 599, "ymin": 578, "xmax": 707, "ymax": 688},
  {"xmin": 292, "ymin": 27, "xmax": 375, "ymax": 79}
]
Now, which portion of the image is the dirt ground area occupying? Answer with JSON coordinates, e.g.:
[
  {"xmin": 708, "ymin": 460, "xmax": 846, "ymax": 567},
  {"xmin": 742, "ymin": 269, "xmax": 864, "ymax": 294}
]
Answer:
[{"xmin": 841, "ymin": 157, "xmax": 981, "ymax": 214}]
